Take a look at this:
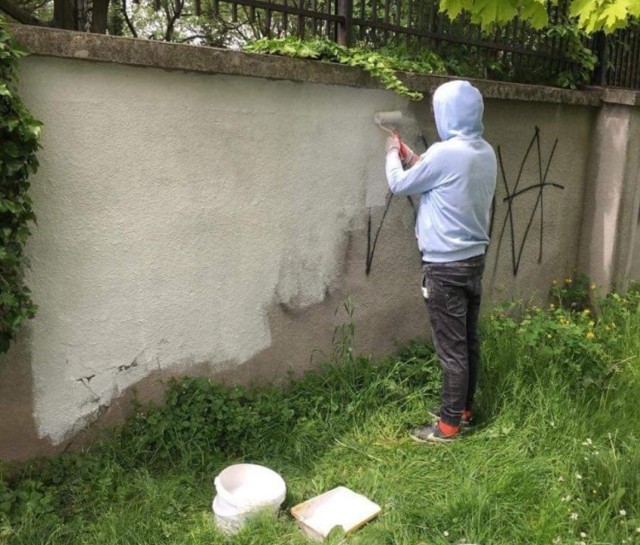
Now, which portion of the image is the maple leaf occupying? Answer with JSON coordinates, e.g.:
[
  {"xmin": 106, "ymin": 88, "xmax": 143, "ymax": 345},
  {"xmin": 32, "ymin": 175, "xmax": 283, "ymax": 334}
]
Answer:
[
  {"xmin": 472, "ymin": 0, "xmax": 518, "ymax": 27},
  {"xmin": 598, "ymin": 0, "xmax": 631, "ymax": 30},
  {"xmin": 520, "ymin": 0, "xmax": 549, "ymax": 29},
  {"xmin": 569, "ymin": 0, "xmax": 599, "ymax": 19},
  {"xmin": 440, "ymin": 0, "xmax": 473, "ymax": 18}
]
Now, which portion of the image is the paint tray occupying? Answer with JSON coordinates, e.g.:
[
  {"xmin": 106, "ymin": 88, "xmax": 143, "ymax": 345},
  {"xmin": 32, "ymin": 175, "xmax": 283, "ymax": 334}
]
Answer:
[{"xmin": 291, "ymin": 486, "xmax": 381, "ymax": 542}]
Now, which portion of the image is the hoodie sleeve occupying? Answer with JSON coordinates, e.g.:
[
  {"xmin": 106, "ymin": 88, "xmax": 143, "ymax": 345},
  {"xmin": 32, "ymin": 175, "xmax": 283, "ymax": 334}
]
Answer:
[{"xmin": 385, "ymin": 148, "xmax": 439, "ymax": 196}]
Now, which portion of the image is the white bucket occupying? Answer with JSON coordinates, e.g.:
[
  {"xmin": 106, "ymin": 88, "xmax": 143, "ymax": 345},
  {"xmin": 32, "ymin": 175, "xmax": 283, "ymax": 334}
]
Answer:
[
  {"xmin": 212, "ymin": 463, "xmax": 286, "ymax": 534},
  {"xmin": 212, "ymin": 495, "xmax": 248, "ymax": 535}
]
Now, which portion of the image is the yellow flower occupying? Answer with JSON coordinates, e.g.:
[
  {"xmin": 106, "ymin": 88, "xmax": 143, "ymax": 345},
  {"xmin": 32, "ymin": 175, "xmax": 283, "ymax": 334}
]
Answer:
[
  {"xmin": 551, "ymin": 279, "xmax": 558, "ymax": 286},
  {"xmin": 586, "ymin": 331, "xmax": 595, "ymax": 340},
  {"xmin": 565, "ymin": 278, "xmax": 573, "ymax": 284},
  {"xmin": 583, "ymin": 309, "xmax": 591, "ymax": 315},
  {"xmin": 549, "ymin": 303, "xmax": 556, "ymax": 309},
  {"xmin": 590, "ymin": 283, "xmax": 597, "ymax": 290}
]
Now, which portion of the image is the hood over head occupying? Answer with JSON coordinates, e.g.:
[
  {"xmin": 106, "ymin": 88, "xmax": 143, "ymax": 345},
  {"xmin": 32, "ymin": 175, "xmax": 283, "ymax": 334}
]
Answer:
[{"xmin": 432, "ymin": 80, "xmax": 484, "ymax": 141}]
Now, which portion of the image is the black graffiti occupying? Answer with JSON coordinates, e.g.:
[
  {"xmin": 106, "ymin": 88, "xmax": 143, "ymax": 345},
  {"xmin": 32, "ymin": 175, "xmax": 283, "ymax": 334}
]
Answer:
[
  {"xmin": 365, "ymin": 136, "xmax": 423, "ymax": 276},
  {"xmin": 492, "ymin": 126, "xmax": 564, "ymax": 276},
  {"xmin": 365, "ymin": 129, "xmax": 564, "ymax": 277},
  {"xmin": 365, "ymin": 194, "xmax": 417, "ymax": 276}
]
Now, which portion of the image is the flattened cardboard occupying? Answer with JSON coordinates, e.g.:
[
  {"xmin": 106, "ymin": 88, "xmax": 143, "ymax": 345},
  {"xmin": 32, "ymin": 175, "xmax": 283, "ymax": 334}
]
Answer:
[{"xmin": 291, "ymin": 486, "xmax": 381, "ymax": 541}]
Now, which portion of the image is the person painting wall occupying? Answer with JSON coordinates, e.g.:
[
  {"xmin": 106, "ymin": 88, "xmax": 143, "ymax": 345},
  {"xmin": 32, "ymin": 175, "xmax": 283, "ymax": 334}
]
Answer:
[{"xmin": 385, "ymin": 80, "xmax": 498, "ymax": 442}]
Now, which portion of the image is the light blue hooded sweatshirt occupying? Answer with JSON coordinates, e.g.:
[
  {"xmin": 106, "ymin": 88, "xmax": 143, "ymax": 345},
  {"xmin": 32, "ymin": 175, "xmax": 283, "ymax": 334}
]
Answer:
[{"xmin": 386, "ymin": 80, "xmax": 497, "ymax": 263}]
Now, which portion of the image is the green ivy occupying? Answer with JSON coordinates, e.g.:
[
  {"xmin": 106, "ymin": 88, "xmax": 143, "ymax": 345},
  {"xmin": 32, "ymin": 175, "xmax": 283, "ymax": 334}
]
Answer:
[
  {"xmin": 0, "ymin": 19, "xmax": 41, "ymax": 354},
  {"xmin": 244, "ymin": 37, "xmax": 448, "ymax": 100},
  {"xmin": 545, "ymin": 24, "xmax": 598, "ymax": 89},
  {"xmin": 245, "ymin": 32, "xmax": 598, "ymax": 91}
]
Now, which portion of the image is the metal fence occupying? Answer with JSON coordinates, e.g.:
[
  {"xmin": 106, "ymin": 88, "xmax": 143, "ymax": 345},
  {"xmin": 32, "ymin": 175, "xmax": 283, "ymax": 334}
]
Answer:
[
  {"xmin": 593, "ymin": 25, "xmax": 640, "ymax": 89},
  {"xmin": 213, "ymin": 0, "xmax": 640, "ymax": 90}
]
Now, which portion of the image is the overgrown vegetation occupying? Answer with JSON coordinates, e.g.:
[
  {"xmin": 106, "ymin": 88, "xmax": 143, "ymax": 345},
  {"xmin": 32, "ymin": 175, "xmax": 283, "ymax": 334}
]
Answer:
[
  {"xmin": 245, "ymin": 37, "xmax": 448, "ymax": 100},
  {"xmin": 4, "ymin": 0, "xmax": 639, "ymax": 35},
  {"xmin": 0, "ymin": 19, "xmax": 40, "ymax": 354},
  {"xmin": 244, "ymin": 29, "xmax": 598, "ymax": 97},
  {"xmin": 1, "ymin": 280, "xmax": 639, "ymax": 544}
]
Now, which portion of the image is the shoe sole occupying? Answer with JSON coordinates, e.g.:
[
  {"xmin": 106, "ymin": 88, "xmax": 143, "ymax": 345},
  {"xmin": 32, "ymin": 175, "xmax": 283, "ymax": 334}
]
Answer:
[{"xmin": 410, "ymin": 431, "xmax": 454, "ymax": 444}]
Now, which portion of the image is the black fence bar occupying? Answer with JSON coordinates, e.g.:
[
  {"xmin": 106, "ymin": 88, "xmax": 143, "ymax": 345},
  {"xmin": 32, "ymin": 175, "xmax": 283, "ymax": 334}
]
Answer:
[
  {"xmin": 213, "ymin": 0, "xmax": 640, "ymax": 90},
  {"xmin": 352, "ymin": 16, "xmax": 567, "ymax": 59},
  {"xmin": 227, "ymin": 0, "xmax": 345, "ymax": 22},
  {"xmin": 626, "ymin": 29, "xmax": 636, "ymax": 88},
  {"xmin": 336, "ymin": 0, "xmax": 352, "ymax": 45},
  {"xmin": 633, "ymin": 30, "xmax": 640, "ymax": 87}
]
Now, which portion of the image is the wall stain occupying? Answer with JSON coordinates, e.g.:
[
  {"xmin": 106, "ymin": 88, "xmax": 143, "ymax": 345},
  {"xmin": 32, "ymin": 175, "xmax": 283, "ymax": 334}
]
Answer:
[
  {"xmin": 75, "ymin": 375, "xmax": 100, "ymax": 404},
  {"xmin": 117, "ymin": 360, "xmax": 139, "ymax": 373}
]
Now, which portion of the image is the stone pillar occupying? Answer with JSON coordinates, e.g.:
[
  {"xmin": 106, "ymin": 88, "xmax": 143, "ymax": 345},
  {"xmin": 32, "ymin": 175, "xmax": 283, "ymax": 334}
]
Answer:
[{"xmin": 578, "ymin": 90, "xmax": 640, "ymax": 292}]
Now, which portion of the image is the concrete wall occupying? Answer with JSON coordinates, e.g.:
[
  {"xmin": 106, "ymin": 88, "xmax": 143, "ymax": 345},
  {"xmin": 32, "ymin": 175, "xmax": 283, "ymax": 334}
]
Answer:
[
  {"xmin": 579, "ymin": 100, "xmax": 640, "ymax": 291},
  {"xmin": 1, "ymin": 26, "xmax": 638, "ymax": 461}
]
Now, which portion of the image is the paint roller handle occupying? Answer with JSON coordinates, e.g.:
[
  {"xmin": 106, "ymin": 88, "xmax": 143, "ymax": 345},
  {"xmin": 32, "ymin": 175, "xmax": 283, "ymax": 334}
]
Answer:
[
  {"xmin": 393, "ymin": 130, "xmax": 415, "ymax": 165},
  {"xmin": 389, "ymin": 130, "xmax": 406, "ymax": 159},
  {"xmin": 385, "ymin": 133, "xmax": 401, "ymax": 153}
]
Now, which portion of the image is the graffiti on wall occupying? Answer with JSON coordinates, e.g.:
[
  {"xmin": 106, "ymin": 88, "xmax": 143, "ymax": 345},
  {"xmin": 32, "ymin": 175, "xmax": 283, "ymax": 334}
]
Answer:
[
  {"xmin": 365, "ymin": 194, "xmax": 417, "ymax": 276},
  {"xmin": 491, "ymin": 126, "xmax": 564, "ymax": 276},
  {"xmin": 365, "ymin": 136, "xmax": 424, "ymax": 276},
  {"xmin": 365, "ymin": 127, "xmax": 564, "ymax": 276}
]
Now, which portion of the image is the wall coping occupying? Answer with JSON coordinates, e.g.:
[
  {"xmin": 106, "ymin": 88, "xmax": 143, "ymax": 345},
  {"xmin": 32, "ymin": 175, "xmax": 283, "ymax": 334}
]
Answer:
[{"xmin": 10, "ymin": 24, "xmax": 640, "ymax": 107}]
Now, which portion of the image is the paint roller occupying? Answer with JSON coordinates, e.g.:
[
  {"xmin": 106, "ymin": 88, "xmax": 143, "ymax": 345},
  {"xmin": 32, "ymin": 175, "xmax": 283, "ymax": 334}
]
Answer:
[
  {"xmin": 374, "ymin": 110, "xmax": 412, "ymax": 160},
  {"xmin": 373, "ymin": 111, "xmax": 407, "ymax": 133}
]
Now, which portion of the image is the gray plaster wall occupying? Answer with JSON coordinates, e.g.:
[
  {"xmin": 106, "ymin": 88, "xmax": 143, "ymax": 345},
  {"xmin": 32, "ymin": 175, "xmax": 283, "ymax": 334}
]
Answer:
[
  {"xmin": 633, "ymin": 227, "xmax": 640, "ymax": 282},
  {"xmin": 578, "ymin": 104, "xmax": 640, "ymax": 291},
  {"xmin": 0, "ymin": 29, "xmax": 625, "ymax": 460}
]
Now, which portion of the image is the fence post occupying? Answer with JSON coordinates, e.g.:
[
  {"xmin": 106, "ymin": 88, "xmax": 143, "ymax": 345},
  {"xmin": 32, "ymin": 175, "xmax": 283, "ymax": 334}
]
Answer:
[
  {"xmin": 591, "ymin": 31, "xmax": 609, "ymax": 86},
  {"xmin": 336, "ymin": 0, "xmax": 353, "ymax": 46}
]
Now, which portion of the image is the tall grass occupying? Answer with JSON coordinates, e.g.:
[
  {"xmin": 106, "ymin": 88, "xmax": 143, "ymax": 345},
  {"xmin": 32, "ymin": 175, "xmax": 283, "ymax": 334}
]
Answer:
[{"xmin": 1, "ymin": 285, "xmax": 639, "ymax": 545}]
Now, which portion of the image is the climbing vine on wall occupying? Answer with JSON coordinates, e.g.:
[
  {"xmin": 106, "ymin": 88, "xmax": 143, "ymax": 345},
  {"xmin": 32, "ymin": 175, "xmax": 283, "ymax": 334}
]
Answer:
[
  {"xmin": 0, "ymin": 19, "xmax": 41, "ymax": 354},
  {"xmin": 244, "ymin": 37, "xmax": 449, "ymax": 100}
]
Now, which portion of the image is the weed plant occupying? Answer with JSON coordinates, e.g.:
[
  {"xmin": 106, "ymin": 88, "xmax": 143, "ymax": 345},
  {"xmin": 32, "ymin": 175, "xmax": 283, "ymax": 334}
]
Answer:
[{"xmin": 1, "ymin": 282, "xmax": 639, "ymax": 545}]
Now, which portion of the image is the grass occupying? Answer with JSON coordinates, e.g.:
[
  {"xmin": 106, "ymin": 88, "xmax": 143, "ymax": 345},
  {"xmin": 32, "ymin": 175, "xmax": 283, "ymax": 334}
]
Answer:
[{"xmin": 1, "ymin": 284, "xmax": 639, "ymax": 545}]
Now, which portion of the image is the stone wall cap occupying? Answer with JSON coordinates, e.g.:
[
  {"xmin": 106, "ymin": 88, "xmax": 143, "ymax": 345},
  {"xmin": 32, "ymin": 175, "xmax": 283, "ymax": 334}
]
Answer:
[
  {"xmin": 593, "ymin": 87, "xmax": 640, "ymax": 106},
  {"xmin": 9, "ymin": 24, "xmax": 639, "ymax": 107}
]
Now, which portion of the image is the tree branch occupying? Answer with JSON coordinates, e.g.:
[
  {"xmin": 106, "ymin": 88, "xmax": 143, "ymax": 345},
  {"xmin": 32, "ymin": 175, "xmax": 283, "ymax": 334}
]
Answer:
[
  {"xmin": 176, "ymin": 33, "xmax": 207, "ymax": 42},
  {"xmin": 121, "ymin": 0, "xmax": 138, "ymax": 37},
  {"xmin": 0, "ymin": 0, "xmax": 43, "ymax": 25},
  {"xmin": 163, "ymin": 0, "xmax": 183, "ymax": 41}
]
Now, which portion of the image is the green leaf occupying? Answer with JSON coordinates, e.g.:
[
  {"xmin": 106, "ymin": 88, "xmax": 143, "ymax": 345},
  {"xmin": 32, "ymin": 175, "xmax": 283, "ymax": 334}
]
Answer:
[
  {"xmin": 471, "ymin": 0, "xmax": 518, "ymax": 27},
  {"xmin": 598, "ymin": 0, "xmax": 630, "ymax": 31},
  {"xmin": 570, "ymin": 0, "xmax": 613, "ymax": 32},
  {"xmin": 27, "ymin": 121, "xmax": 43, "ymax": 139},
  {"xmin": 439, "ymin": 0, "xmax": 473, "ymax": 18},
  {"xmin": 2, "ymin": 141, "xmax": 20, "ymax": 158},
  {"xmin": 569, "ymin": 0, "xmax": 599, "ymax": 18},
  {"xmin": 520, "ymin": 0, "xmax": 549, "ymax": 29}
]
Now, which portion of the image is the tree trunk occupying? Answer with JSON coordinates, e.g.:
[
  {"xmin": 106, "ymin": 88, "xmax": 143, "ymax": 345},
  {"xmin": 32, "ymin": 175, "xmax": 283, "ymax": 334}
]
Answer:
[
  {"xmin": 53, "ymin": 0, "xmax": 78, "ymax": 29},
  {"xmin": 51, "ymin": 0, "xmax": 110, "ymax": 32},
  {"xmin": 91, "ymin": 0, "xmax": 111, "ymax": 32},
  {"xmin": 0, "ymin": 0, "xmax": 109, "ymax": 32}
]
